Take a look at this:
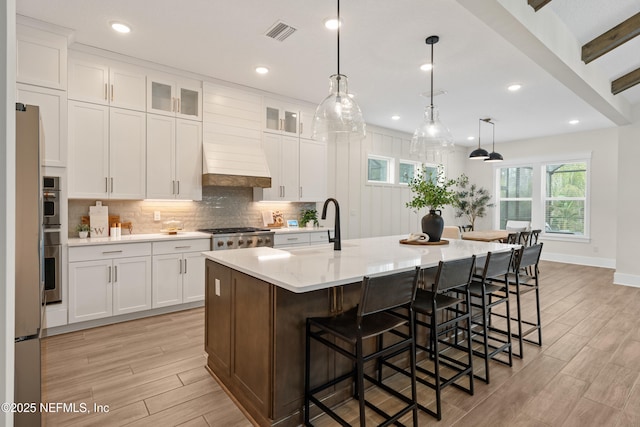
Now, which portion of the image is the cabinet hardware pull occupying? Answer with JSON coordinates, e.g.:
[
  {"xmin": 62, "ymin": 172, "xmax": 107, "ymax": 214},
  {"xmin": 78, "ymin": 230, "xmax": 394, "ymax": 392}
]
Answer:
[
  {"xmin": 110, "ymin": 177, "xmax": 114, "ymax": 193},
  {"xmin": 175, "ymin": 246, "xmax": 191, "ymax": 249},
  {"xmin": 108, "ymin": 266, "xmax": 111, "ymax": 283},
  {"xmin": 177, "ymin": 98, "xmax": 181, "ymax": 113},
  {"xmin": 114, "ymin": 266, "xmax": 118, "ymax": 282},
  {"xmin": 280, "ymin": 118, "xmax": 284, "ymax": 131},
  {"xmin": 172, "ymin": 180, "xmax": 175, "ymax": 194},
  {"xmin": 184, "ymin": 259, "xmax": 187, "ymax": 274},
  {"xmin": 102, "ymin": 250, "xmax": 123, "ymax": 254},
  {"xmin": 287, "ymin": 238, "xmax": 298, "ymax": 241},
  {"xmin": 104, "ymin": 83, "xmax": 108, "ymax": 100},
  {"xmin": 111, "ymin": 84, "xmax": 114, "ymax": 102},
  {"xmin": 105, "ymin": 177, "xmax": 108, "ymax": 193},
  {"xmin": 300, "ymin": 122, "xmax": 303, "ymax": 135},
  {"xmin": 177, "ymin": 181, "xmax": 180, "ymax": 195},
  {"xmin": 179, "ymin": 259, "xmax": 182, "ymax": 274}
]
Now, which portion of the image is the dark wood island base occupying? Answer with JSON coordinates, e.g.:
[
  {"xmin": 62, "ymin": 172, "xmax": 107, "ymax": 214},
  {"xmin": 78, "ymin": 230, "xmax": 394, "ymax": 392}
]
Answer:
[{"xmin": 205, "ymin": 259, "xmax": 362, "ymax": 426}]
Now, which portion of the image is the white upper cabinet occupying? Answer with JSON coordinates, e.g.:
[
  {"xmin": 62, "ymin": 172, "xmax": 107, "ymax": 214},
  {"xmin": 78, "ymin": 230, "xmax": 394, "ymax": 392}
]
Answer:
[
  {"xmin": 16, "ymin": 24, "xmax": 67, "ymax": 90},
  {"xmin": 299, "ymin": 139, "xmax": 327, "ymax": 202},
  {"xmin": 147, "ymin": 73, "xmax": 202, "ymax": 120},
  {"xmin": 68, "ymin": 101, "xmax": 146, "ymax": 199},
  {"xmin": 298, "ymin": 107, "xmax": 316, "ymax": 140},
  {"xmin": 16, "ymin": 84, "xmax": 67, "ymax": 167},
  {"xmin": 261, "ymin": 133, "xmax": 299, "ymax": 201},
  {"xmin": 147, "ymin": 116, "xmax": 202, "ymax": 200},
  {"xmin": 68, "ymin": 52, "xmax": 146, "ymax": 111}
]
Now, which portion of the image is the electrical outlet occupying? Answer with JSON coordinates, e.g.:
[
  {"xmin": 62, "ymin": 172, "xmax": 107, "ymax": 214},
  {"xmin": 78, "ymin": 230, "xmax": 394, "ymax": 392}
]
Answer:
[{"xmin": 154, "ymin": 211, "xmax": 161, "ymax": 221}]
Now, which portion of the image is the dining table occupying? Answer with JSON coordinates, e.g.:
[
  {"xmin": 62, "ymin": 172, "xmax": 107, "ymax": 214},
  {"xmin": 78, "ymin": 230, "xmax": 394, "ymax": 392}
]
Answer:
[{"xmin": 461, "ymin": 230, "xmax": 510, "ymax": 242}]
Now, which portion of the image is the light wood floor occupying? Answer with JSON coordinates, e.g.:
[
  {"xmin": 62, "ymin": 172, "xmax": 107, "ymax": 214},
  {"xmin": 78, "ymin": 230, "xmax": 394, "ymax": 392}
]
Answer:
[{"xmin": 42, "ymin": 261, "xmax": 640, "ymax": 426}]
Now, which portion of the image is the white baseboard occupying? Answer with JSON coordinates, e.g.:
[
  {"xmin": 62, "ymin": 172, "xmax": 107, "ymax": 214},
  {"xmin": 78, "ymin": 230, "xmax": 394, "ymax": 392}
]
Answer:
[
  {"xmin": 613, "ymin": 273, "xmax": 640, "ymax": 288},
  {"xmin": 541, "ymin": 252, "xmax": 615, "ymax": 269}
]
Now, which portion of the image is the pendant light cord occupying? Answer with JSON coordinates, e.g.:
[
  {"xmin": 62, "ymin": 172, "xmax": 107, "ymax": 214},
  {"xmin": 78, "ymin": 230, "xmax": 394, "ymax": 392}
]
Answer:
[
  {"xmin": 337, "ymin": 0, "xmax": 340, "ymax": 77},
  {"xmin": 430, "ymin": 40, "xmax": 434, "ymax": 109},
  {"xmin": 478, "ymin": 118, "xmax": 482, "ymax": 149}
]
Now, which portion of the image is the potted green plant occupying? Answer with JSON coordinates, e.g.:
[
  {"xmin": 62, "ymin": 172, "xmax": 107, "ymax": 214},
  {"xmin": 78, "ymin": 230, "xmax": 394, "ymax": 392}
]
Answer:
[
  {"xmin": 300, "ymin": 209, "xmax": 319, "ymax": 228},
  {"xmin": 454, "ymin": 174, "xmax": 494, "ymax": 231},
  {"xmin": 76, "ymin": 223, "xmax": 91, "ymax": 238},
  {"xmin": 405, "ymin": 168, "xmax": 457, "ymax": 241}
]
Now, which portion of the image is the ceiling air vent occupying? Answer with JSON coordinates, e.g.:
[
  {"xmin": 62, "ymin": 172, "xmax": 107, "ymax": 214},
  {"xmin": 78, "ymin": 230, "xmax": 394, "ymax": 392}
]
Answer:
[{"xmin": 264, "ymin": 20, "xmax": 297, "ymax": 42}]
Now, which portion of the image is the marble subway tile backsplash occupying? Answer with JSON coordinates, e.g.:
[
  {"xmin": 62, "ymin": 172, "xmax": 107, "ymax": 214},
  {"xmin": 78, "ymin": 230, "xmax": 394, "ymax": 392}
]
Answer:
[{"xmin": 68, "ymin": 186, "xmax": 317, "ymax": 237}]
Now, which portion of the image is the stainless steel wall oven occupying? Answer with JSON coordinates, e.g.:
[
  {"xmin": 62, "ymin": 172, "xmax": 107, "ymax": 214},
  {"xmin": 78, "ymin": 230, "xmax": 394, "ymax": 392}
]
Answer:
[
  {"xmin": 42, "ymin": 176, "xmax": 60, "ymax": 228},
  {"xmin": 43, "ymin": 230, "xmax": 61, "ymax": 304}
]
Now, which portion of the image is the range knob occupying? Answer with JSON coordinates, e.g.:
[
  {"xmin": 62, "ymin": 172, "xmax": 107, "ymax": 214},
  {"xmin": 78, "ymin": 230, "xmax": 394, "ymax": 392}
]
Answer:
[
  {"xmin": 238, "ymin": 239, "xmax": 244, "ymax": 245},
  {"xmin": 227, "ymin": 240, "xmax": 234, "ymax": 246},
  {"xmin": 257, "ymin": 238, "xmax": 263, "ymax": 244},
  {"xmin": 265, "ymin": 237, "xmax": 271, "ymax": 244},
  {"xmin": 217, "ymin": 240, "xmax": 224, "ymax": 247}
]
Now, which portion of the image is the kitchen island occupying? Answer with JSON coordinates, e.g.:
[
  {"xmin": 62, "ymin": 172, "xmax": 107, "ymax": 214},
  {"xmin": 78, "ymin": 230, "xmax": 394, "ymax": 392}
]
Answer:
[{"xmin": 202, "ymin": 235, "xmax": 512, "ymax": 426}]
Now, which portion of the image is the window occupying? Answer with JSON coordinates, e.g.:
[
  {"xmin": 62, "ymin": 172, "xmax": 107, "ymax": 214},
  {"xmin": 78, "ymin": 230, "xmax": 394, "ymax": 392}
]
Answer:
[
  {"xmin": 399, "ymin": 160, "xmax": 420, "ymax": 184},
  {"xmin": 543, "ymin": 162, "xmax": 587, "ymax": 235},
  {"xmin": 498, "ymin": 166, "xmax": 533, "ymax": 229},
  {"xmin": 495, "ymin": 156, "xmax": 590, "ymax": 240},
  {"xmin": 367, "ymin": 155, "xmax": 393, "ymax": 183}
]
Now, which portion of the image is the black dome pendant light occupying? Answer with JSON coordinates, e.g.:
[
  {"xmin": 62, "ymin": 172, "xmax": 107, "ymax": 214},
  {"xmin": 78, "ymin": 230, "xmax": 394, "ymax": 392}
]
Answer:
[
  {"xmin": 469, "ymin": 118, "xmax": 490, "ymax": 160},
  {"xmin": 484, "ymin": 118, "xmax": 504, "ymax": 163}
]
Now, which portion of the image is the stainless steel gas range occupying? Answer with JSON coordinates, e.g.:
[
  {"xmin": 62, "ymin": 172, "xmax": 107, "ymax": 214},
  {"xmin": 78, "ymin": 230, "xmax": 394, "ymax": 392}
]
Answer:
[{"xmin": 199, "ymin": 227, "xmax": 274, "ymax": 250}]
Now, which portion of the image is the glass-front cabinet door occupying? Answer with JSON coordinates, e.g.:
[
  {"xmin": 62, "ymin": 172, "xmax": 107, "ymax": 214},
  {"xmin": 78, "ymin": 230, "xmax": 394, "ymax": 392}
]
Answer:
[
  {"xmin": 264, "ymin": 99, "xmax": 298, "ymax": 135},
  {"xmin": 150, "ymin": 80, "xmax": 174, "ymax": 115},
  {"xmin": 147, "ymin": 75, "xmax": 202, "ymax": 121}
]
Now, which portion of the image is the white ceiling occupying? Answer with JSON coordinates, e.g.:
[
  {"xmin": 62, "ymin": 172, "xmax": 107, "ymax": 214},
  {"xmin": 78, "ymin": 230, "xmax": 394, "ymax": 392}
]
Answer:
[{"xmin": 16, "ymin": 0, "xmax": 640, "ymax": 147}]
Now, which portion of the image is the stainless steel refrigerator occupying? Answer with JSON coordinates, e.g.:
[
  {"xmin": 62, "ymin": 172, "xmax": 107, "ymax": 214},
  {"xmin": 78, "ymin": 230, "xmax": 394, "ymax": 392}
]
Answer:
[{"xmin": 15, "ymin": 103, "xmax": 43, "ymax": 427}]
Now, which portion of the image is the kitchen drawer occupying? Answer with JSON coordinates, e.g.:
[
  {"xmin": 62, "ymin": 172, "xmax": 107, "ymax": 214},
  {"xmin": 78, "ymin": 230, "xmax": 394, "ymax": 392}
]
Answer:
[
  {"xmin": 152, "ymin": 238, "xmax": 211, "ymax": 255},
  {"xmin": 274, "ymin": 233, "xmax": 310, "ymax": 247},
  {"xmin": 309, "ymin": 231, "xmax": 330, "ymax": 245},
  {"xmin": 69, "ymin": 242, "xmax": 151, "ymax": 262}
]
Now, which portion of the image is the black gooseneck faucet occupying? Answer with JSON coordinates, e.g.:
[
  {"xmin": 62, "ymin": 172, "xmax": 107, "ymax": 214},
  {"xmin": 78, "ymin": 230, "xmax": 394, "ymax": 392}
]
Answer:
[{"xmin": 321, "ymin": 198, "xmax": 341, "ymax": 251}]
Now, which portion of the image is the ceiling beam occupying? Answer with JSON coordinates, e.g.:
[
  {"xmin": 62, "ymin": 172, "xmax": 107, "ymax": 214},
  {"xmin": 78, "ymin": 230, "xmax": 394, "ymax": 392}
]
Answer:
[
  {"xmin": 582, "ymin": 12, "xmax": 640, "ymax": 64},
  {"xmin": 612, "ymin": 67, "xmax": 640, "ymax": 94},
  {"xmin": 527, "ymin": 0, "xmax": 552, "ymax": 12}
]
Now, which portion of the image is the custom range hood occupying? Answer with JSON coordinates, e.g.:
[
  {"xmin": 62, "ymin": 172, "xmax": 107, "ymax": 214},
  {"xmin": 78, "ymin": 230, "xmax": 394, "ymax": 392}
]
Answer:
[{"xmin": 202, "ymin": 140, "xmax": 272, "ymax": 188}]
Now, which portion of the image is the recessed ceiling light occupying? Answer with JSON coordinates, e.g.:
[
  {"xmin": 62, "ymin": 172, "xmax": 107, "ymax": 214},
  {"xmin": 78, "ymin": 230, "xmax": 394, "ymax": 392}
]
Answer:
[
  {"xmin": 255, "ymin": 66, "xmax": 269, "ymax": 75},
  {"xmin": 569, "ymin": 119, "xmax": 580, "ymax": 125},
  {"xmin": 391, "ymin": 115, "xmax": 400, "ymax": 121},
  {"xmin": 467, "ymin": 136, "xmax": 475, "ymax": 141},
  {"xmin": 110, "ymin": 22, "xmax": 131, "ymax": 34},
  {"xmin": 324, "ymin": 18, "xmax": 341, "ymax": 30},
  {"xmin": 507, "ymin": 84, "xmax": 522, "ymax": 92},
  {"xmin": 420, "ymin": 63, "xmax": 433, "ymax": 71}
]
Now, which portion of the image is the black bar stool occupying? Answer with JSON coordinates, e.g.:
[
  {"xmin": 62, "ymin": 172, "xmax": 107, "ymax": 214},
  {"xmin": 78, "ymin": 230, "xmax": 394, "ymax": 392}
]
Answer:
[
  {"xmin": 466, "ymin": 249, "xmax": 515, "ymax": 383},
  {"xmin": 409, "ymin": 257, "xmax": 476, "ymax": 420},
  {"xmin": 507, "ymin": 243, "xmax": 543, "ymax": 358},
  {"xmin": 304, "ymin": 267, "xmax": 420, "ymax": 427}
]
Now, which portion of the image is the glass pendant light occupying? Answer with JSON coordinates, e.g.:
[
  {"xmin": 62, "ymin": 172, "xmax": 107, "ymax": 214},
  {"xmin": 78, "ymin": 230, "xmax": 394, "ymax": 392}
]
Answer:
[
  {"xmin": 410, "ymin": 35, "xmax": 454, "ymax": 161},
  {"xmin": 484, "ymin": 119, "xmax": 504, "ymax": 162},
  {"xmin": 312, "ymin": 0, "xmax": 366, "ymax": 143},
  {"xmin": 469, "ymin": 118, "xmax": 490, "ymax": 160}
]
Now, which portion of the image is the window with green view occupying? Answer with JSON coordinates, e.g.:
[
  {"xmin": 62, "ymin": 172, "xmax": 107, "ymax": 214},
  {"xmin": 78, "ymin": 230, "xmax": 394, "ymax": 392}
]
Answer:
[
  {"xmin": 544, "ymin": 162, "xmax": 587, "ymax": 235},
  {"xmin": 498, "ymin": 166, "xmax": 533, "ymax": 229}
]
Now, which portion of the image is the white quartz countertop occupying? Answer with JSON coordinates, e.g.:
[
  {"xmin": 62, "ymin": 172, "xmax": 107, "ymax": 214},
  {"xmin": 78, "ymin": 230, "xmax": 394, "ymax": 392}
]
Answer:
[
  {"xmin": 202, "ymin": 234, "xmax": 514, "ymax": 293},
  {"xmin": 68, "ymin": 231, "xmax": 212, "ymax": 247}
]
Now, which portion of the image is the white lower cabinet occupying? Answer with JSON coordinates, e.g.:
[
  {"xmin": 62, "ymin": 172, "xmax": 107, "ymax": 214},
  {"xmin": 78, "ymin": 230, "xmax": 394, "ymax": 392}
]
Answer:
[
  {"xmin": 152, "ymin": 239, "xmax": 210, "ymax": 308},
  {"xmin": 68, "ymin": 243, "xmax": 152, "ymax": 323}
]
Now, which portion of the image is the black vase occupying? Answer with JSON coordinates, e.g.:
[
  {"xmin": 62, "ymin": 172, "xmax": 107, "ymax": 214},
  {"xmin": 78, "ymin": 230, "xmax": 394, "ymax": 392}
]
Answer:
[{"xmin": 421, "ymin": 209, "xmax": 444, "ymax": 242}]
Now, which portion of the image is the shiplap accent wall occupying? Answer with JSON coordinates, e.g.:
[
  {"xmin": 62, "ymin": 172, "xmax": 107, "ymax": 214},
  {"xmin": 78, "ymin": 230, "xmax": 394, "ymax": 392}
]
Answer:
[{"xmin": 325, "ymin": 124, "xmax": 462, "ymax": 240}]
